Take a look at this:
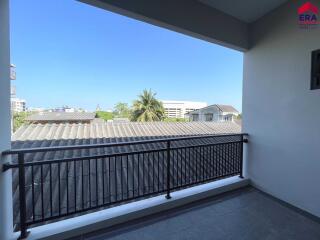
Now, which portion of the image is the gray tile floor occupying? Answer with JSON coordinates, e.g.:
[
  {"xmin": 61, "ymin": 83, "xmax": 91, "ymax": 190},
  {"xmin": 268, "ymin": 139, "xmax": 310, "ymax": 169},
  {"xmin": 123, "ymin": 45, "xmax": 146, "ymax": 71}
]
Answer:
[{"xmin": 72, "ymin": 187, "xmax": 320, "ymax": 240}]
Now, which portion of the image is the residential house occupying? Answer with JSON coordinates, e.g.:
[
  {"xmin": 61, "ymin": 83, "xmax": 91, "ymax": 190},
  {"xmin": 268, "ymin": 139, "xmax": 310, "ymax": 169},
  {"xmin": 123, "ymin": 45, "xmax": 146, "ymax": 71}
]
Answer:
[{"xmin": 186, "ymin": 104, "xmax": 239, "ymax": 122}]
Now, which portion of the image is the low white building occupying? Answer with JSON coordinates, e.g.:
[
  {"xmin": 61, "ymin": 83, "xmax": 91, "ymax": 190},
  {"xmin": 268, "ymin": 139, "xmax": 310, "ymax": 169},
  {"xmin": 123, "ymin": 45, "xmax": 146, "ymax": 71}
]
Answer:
[
  {"xmin": 161, "ymin": 100, "xmax": 207, "ymax": 118},
  {"xmin": 11, "ymin": 97, "xmax": 26, "ymax": 112},
  {"xmin": 10, "ymin": 84, "xmax": 26, "ymax": 113},
  {"xmin": 27, "ymin": 107, "xmax": 45, "ymax": 112},
  {"xmin": 186, "ymin": 104, "xmax": 239, "ymax": 122}
]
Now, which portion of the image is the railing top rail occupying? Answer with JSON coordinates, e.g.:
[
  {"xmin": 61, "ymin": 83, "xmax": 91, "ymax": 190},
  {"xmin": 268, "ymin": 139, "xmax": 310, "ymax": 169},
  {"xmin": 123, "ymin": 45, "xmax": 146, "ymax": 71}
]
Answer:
[
  {"xmin": 3, "ymin": 133, "xmax": 248, "ymax": 155},
  {"xmin": 3, "ymin": 139, "xmax": 245, "ymax": 169}
]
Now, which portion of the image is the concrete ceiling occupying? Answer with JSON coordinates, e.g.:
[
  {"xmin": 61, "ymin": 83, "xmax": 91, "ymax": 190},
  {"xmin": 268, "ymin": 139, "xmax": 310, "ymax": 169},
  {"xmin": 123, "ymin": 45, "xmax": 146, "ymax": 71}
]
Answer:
[
  {"xmin": 198, "ymin": 0, "xmax": 289, "ymax": 23},
  {"xmin": 79, "ymin": 0, "xmax": 291, "ymax": 51}
]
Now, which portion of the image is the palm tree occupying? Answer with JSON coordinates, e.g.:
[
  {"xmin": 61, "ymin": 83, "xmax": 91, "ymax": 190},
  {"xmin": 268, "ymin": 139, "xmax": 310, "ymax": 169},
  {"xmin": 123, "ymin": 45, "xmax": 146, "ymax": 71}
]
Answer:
[{"xmin": 131, "ymin": 89, "xmax": 165, "ymax": 122}]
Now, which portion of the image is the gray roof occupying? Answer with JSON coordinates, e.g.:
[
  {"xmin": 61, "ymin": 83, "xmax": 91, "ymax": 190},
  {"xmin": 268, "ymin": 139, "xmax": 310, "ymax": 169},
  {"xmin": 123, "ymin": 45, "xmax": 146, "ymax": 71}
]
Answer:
[
  {"xmin": 26, "ymin": 112, "xmax": 96, "ymax": 122},
  {"xmin": 13, "ymin": 121, "xmax": 240, "ymax": 142},
  {"xmin": 11, "ymin": 121, "xmax": 241, "ymax": 230},
  {"xmin": 215, "ymin": 104, "xmax": 239, "ymax": 113},
  {"xmin": 186, "ymin": 104, "xmax": 239, "ymax": 115},
  {"xmin": 234, "ymin": 119, "xmax": 242, "ymax": 126}
]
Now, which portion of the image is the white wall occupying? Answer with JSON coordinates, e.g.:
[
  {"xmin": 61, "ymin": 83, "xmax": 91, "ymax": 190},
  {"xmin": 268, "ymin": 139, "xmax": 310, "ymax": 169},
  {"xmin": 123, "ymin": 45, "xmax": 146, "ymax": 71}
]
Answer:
[
  {"xmin": 243, "ymin": 0, "xmax": 320, "ymax": 217},
  {"xmin": 198, "ymin": 106, "xmax": 219, "ymax": 121},
  {"xmin": 0, "ymin": 0, "xmax": 13, "ymax": 239},
  {"xmin": 162, "ymin": 101, "xmax": 207, "ymax": 118}
]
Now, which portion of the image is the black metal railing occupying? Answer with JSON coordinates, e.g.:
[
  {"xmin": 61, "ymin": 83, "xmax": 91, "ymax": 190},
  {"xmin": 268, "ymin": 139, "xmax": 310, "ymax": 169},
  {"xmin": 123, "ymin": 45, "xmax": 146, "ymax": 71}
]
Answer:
[{"xmin": 2, "ymin": 133, "xmax": 248, "ymax": 239}]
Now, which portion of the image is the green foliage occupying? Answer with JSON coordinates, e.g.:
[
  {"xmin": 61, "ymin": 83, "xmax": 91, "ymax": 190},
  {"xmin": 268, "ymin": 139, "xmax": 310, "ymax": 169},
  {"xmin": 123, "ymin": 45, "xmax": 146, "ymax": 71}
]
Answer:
[
  {"xmin": 13, "ymin": 112, "xmax": 32, "ymax": 132},
  {"xmin": 131, "ymin": 89, "xmax": 165, "ymax": 122},
  {"xmin": 236, "ymin": 113, "xmax": 242, "ymax": 119},
  {"xmin": 164, "ymin": 118, "xmax": 189, "ymax": 122},
  {"xmin": 95, "ymin": 111, "xmax": 113, "ymax": 121},
  {"xmin": 113, "ymin": 102, "xmax": 131, "ymax": 118}
]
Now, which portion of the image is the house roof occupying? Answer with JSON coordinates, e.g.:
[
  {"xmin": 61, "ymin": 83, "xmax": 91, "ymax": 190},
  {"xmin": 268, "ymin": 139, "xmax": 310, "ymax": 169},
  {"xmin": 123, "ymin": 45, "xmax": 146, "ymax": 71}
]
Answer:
[
  {"xmin": 234, "ymin": 119, "xmax": 242, "ymax": 126},
  {"xmin": 11, "ymin": 121, "xmax": 241, "ymax": 229},
  {"xmin": 186, "ymin": 104, "xmax": 239, "ymax": 115},
  {"xmin": 298, "ymin": 2, "xmax": 318, "ymax": 14},
  {"xmin": 26, "ymin": 112, "xmax": 96, "ymax": 122},
  {"xmin": 13, "ymin": 121, "xmax": 241, "ymax": 142},
  {"xmin": 215, "ymin": 104, "xmax": 239, "ymax": 113}
]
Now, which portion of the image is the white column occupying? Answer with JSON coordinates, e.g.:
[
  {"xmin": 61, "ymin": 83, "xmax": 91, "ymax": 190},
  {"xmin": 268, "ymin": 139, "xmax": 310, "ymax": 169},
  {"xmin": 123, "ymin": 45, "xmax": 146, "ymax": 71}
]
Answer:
[{"xmin": 0, "ymin": 0, "xmax": 13, "ymax": 239}]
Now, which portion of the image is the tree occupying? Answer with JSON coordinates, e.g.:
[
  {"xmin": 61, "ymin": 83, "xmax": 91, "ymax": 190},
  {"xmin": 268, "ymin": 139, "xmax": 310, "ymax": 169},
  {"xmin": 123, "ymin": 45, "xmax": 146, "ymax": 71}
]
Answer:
[
  {"xmin": 131, "ymin": 89, "xmax": 165, "ymax": 122},
  {"xmin": 164, "ymin": 118, "xmax": 189, "ymax": 122},
  {"xmin": 13, "ymin": 112, "xmax": 32, "ymax": 132},
  {"xmin": 96, "ymin": 111, "xmax": 113, "ymax": 121},
  {"xmin": 113, "ymin": 102, "xmax": 131, "ymax": 118}
]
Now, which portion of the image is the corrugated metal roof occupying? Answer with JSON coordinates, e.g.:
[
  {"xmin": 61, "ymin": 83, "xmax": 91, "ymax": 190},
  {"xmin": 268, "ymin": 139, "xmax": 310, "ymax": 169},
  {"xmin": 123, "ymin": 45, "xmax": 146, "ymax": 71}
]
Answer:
[
  {"xmin": 11, "ymin": 121, "xmax": 241, "ymax": 230},
  {"xmin": 13, "ymin": 122, "xmax": 240, "ymax": 142},
  {"xmin": 26, "ymin": 112, "xmax": 96, "ymax": 122}
]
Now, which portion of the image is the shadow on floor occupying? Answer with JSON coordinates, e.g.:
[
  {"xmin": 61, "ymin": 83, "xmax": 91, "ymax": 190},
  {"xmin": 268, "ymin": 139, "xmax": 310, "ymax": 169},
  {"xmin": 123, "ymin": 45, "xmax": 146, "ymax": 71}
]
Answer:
[{"xmin": 69, "ymin": 187, "xmax": 320, "ymax": 240}]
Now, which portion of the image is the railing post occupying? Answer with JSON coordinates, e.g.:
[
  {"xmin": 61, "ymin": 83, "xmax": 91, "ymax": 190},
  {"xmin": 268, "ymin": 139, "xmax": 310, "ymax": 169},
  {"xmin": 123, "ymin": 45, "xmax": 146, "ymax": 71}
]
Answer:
[
  {"xmin": 18, "ymin": 153, "xmax": 29, "ymax": 239},
  {"xmin": 239, "ymin": 135, "xmax": 244, "ymax": 179},
  {"xmin": 166, "ymin": 141, "xmax": 171, "ymax": 199}
]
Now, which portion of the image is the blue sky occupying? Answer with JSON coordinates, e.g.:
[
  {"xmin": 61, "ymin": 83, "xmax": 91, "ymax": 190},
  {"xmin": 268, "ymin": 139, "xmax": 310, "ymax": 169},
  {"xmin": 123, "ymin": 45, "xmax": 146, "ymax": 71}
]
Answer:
[{"xmin": 10, "ymin": 0, "xmax": 243, "ymax": 112}]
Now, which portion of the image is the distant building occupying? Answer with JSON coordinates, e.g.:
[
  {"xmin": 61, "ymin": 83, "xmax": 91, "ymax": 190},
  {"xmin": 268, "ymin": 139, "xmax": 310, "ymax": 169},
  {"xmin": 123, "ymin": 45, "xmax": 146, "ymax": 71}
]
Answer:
[
  {"xmin": 161, "ymin": 100, "xmax": 207, "ymax": 119},
  {"xmin": 10, "ymin": 64, "xmax": 16, "ymax": 80},
  {"xmin": 52, "ymin": 106, "xmax": 75, "ymax": 113},
  {"xmin": 10, "ymin": 66, "xmax": 26, "ymax": 113},
  {"xmin": 10, "ymin": 86, "xmax": 16, "ymax": 98},
  {"xmin": 11, "ymin": 98, "xmax": 26, "ymax": 112},
  {"xmin": 108, "ymin": 118, "xmax": 130, "ymax": 123},
  {"xmin": 26, "ymin": 112, "xmax": 96, "ymax": 124},
  {"xmin": 186, "ymin": 104, "xmax": 239, "ymax": 122},
  {"xmin": 27, "ymin": 107, "xmax": 45, "ymax": 112},
  {"xmin": 64, "ymin": 107, "xmax": 76, "ymax": 113},
  {"xmin": 47, "ymin": 106, "xmax": 88, "ymax": 113}
]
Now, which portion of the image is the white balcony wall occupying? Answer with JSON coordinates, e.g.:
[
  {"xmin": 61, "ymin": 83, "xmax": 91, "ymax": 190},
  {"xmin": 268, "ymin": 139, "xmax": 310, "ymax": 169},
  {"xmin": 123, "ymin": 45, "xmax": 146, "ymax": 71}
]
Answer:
[{"xmin": 243, "ymin": 0, "xmax": 320, "ymax": 217}]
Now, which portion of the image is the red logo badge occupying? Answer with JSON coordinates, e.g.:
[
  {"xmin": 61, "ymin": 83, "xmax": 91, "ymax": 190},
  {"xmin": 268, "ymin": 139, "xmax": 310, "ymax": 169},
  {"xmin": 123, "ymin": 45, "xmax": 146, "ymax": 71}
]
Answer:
[{"xmin": 298, "ymin": 2, "xmax": 319, "ymax": 26}]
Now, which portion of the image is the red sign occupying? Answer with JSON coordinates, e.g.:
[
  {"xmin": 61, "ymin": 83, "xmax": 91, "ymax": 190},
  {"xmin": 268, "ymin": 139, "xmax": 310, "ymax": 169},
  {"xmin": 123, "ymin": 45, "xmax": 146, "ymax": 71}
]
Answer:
[{"xmin": 298, "ymin": 2, "xmax": 319, "ymax": 26}]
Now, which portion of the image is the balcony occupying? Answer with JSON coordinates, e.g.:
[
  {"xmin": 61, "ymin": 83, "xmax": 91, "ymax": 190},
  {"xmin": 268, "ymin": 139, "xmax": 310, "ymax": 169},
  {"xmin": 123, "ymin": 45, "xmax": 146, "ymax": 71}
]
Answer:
[
  {"xmin": 3, "ymin": 134, "xmax": 247, "ymax": 239},
  {"xmin": 3, "ymin": 132, "xmax": 320, "ymax": 239},
  {"xmin": 73, "ymin": 187, "xmax": 320, "ymax": 240},
  {"xmin": 2, "ymin": 0, "xmax": 320, "ymax": 239}
]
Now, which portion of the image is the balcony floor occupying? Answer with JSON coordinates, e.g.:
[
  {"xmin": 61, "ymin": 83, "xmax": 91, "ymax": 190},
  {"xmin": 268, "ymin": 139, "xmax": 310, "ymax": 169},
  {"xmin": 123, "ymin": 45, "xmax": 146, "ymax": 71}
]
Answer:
[{"xmin": 70, "ymin": 187, "xmax": 320, "ymax": 240}]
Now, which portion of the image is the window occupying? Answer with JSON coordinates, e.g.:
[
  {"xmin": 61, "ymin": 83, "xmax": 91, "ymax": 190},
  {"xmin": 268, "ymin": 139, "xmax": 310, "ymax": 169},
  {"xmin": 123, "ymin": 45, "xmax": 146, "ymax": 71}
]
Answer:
[
  {"xmin": 205, "ymin": 113, "xmax": 213, "ymax": 121},
  {"xmin": 311, "ymin": 49, "xmax": 320, "ymax": 90},
  {"xmin": 192, "ymin": 114, "xmax": 199, "ymax": 121}
]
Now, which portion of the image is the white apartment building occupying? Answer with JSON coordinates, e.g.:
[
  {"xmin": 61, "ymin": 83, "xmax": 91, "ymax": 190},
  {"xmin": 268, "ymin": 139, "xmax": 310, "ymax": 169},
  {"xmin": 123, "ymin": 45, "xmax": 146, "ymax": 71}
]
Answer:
[
  {"xmin": 11, "ymin": 98, "xmax": 26, "ymax": 112},
  {"xmin": 161, "ymin": 100, "xmax": 207, "ymax": 118},
  {"xmin": 10, "ymin": 85, "xmax": 26, "ymax": 113}
]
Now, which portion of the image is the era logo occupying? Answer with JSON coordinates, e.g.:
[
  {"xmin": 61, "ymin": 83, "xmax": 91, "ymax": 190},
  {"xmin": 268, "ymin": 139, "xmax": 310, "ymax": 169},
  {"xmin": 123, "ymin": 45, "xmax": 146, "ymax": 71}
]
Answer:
[{"xmin": 298, "ymin": 2, "xmax": 319, "ymax": 25}]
